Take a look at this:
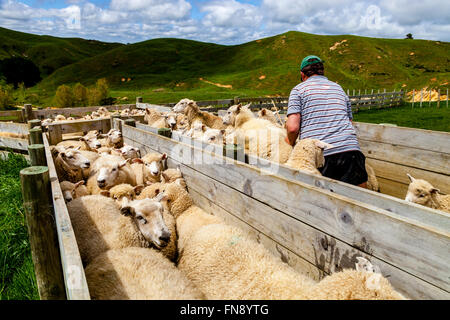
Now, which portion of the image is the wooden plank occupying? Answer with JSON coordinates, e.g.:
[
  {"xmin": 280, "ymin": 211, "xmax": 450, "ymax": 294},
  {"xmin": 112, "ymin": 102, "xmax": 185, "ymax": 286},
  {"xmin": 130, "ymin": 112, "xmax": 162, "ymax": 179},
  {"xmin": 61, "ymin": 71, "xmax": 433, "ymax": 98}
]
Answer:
[
  {"xmin": 377, "ymin": 177, "xmax": 408, "ymax": 199},
  {"xmin": 124, "ymin": 132, "xmax": 449, "ymax": 300},
  {"xmin": 189, "ymin": 188, "xmax": 324, "ymax": 281},
  {"xmin": 367, "ymin": 158, "xmax": 450, "ymax": 195},
  {"xmin": 46, "ymin": 118, "xmax": 111, "ymax": 138},
  {"xmin": 0, "ymin": 137, "xmax": 28, "ymax": 151},
  {"xmin": 43, "ymin": 134, "xmax": 90, "ymax": 300},
  {"xmin": 122, "ymin": 126, "xmax": 450, "ymax": 298},
  {"xmin": 355, "ymin": 122, "xmax": 450, "ymax": 154},
  {"xmin": 136, "ymin": 102, "xmax": 171, "ymax": 112},
  {"xmin": 0, "ymin": 122, "xmax": 28, "ymax": 134},
  {"xmin": 360, "ymin": 140, "xmax": 449, "ymax": 175}
]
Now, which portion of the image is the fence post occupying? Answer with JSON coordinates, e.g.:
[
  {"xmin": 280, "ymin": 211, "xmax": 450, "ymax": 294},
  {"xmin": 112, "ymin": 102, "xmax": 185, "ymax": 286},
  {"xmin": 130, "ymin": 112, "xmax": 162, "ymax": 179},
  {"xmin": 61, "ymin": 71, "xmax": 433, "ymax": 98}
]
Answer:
[
  {"xmin": 28, "ymin": 144, "xmax": 47, "ymax": 166},
  {"xmin": 29, "ymin": 128, "xmax": 43, "ymax": 145},
  {"xmin": 28, "ymin": 119, "xmax": 41, "ymax": 130},
  {"xmin": 124, "ymin": 119, "xmax": 136, "ymax": 127},
  {"xmin": 447, "ymin": 88, "xmax": 448, "ymax": 108},
  {"xmin": 24, "ymin": 104, "xmax": 34, "ymax": 122},
  {"xmin": 437, "ymin": 89, "xmax": 440, "ymax": 108},
  {"xmin": 412, "ymin": 89, "xmax": 415, "ymax": 108},
  {"xmin": 420, "ymin": 89, "xmax": 423, "ymax": 108},
  {"xmin": 136, "ymin": 97, "xmax": 143, "ymax": 104},
  {"xmin": 158, "ymin": 128, "xmax": 172, "ymax": 138},
  {"xmin": 47, "ymin": 124, "xmax": 63, "ymax": 146},
  {"xmin": 20, "ymin": 166, "xmax": 66, "ymax": 300}
]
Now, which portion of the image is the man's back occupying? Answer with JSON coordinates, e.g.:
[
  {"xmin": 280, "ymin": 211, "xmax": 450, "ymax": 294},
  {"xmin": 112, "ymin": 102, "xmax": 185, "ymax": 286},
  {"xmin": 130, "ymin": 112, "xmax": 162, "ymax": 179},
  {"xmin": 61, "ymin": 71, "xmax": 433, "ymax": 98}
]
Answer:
[{"xmin": 287, "ymin": 75, "xmax": 360, "ymax": 156}]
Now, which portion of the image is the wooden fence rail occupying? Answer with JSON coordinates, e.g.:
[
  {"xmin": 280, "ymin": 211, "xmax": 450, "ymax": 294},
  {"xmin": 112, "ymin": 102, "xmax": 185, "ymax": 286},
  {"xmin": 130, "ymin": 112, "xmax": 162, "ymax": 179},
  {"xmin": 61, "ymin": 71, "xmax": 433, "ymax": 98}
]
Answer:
[{"xmin": 121, "ymin": 123, "xmax": 450, "ymax": 300}]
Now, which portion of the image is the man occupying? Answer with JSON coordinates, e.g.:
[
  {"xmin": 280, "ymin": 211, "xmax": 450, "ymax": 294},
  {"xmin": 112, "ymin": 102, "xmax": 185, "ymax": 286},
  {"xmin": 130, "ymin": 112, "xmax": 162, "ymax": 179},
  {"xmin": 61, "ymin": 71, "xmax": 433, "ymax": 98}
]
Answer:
[{"xmin": 285, "ymin": 55, "xmax": 368, "ymax": 188}]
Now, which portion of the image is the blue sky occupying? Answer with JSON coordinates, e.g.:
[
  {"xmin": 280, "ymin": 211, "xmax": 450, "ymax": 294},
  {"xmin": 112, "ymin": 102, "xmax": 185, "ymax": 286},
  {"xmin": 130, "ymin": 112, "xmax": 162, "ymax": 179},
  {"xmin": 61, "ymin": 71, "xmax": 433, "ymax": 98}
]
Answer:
[{"xmin": 0, "ymin": 0, "xmax": 449, "ymax": 44}]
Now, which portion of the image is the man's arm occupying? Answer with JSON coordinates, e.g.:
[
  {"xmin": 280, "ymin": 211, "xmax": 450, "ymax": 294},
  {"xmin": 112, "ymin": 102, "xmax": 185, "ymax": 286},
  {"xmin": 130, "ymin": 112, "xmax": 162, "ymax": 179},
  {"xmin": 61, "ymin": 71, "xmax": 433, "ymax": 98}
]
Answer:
[{"xmin": 285, "ymin": 113, "xmax": 301, "ymax": 146}]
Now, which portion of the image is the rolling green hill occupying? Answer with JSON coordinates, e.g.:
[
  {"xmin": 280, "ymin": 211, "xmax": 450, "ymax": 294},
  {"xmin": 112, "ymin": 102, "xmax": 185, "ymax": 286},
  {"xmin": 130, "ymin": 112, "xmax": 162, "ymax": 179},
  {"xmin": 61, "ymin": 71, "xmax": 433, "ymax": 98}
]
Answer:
[
  {"xmin": 37, "ymin": 31, "xmax": 450, "ymax": 95},
  {"xmin": 0, "ymin": 27, "xmax": 123, "ymax": 77}
]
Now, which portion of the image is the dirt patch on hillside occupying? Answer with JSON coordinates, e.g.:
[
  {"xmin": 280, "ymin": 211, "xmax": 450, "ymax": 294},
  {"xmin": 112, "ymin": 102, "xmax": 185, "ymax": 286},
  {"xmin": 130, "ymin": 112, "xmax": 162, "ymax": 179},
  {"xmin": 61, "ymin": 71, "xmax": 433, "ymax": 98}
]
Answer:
[
  {"xmin": 330, "ymin": 39, "xmax": 347, "ymax": 51},
  {"xmin": 199, "ymin": 78, "xmax": 232, "ymax": 89}
]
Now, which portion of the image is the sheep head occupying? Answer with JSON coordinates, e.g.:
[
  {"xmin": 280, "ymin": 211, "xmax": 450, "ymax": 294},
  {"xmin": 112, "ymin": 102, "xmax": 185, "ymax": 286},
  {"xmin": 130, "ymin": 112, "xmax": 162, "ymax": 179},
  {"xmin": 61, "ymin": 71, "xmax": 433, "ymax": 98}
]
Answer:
[
  {"xmin": 405, "ymin": 174, "xmax": 440, "ymax": 208},
  {"xmin": 165, "ymin": 112, "xmax": 178, "ymax": 130},
  {"xmin": 59, "ymin": 147, "xmax": 91, "ymax": 170},
  {"xmin": 120, "ymin": 198, "xmax": 171, "ymax": 249},
  {"xmin": 60, "ymin": 180, "xmax": 85, "ymax": 202},
  {"xmin": 120, "ymin": 145, "xmax": 141, "ymax": 159},
  {"xmin": 96, "ymin": 159, "xmax": 129, "ymax": 189},
  {"xmin": 201, "ymin": 128, "xmax": 226, "ymax": 145},
  {"xmin": 222, "ymin": 103, "xmax": 241, "ymax": 126},
  {"xmin": 101, "ymin": 183, "xmax": 144, "ymax": 207},
  {"xmin": 80, "ymin": 133, "xmax": 102, "ymax": 149},
  {"xmin": 142, "ymin": 153, "xmax": 167, "ymax": 177},
  {"xmin": 173, "ymin": 98, "xmax": 196, "ymax": 113}
]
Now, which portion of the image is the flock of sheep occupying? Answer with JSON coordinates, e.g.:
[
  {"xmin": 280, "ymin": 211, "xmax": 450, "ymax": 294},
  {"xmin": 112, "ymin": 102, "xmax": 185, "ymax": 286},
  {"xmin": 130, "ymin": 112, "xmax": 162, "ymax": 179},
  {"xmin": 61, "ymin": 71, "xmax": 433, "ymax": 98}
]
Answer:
[{"xmin": 45, "ymin": 102, "xmax": 413, "ymax": 300}]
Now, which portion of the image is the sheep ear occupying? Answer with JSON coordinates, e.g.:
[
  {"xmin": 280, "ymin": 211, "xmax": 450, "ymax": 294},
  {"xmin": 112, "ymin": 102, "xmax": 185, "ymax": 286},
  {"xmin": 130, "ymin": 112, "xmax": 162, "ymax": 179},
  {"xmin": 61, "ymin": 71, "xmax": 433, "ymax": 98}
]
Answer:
[
  {"xmin": 236, "ymin": 104, "xmax": 242, "ymax": 113},
  {"xmin": 176, "ymin": 166, "xmax": 181, "ymax": 173},
  {"xmin": 220, "ymin": 129, "xmax": 226, "ymax": 135},
  {"xmin": 145, "ymin": 108, "xmax": 151, "ymax": 114},
  {"xmin": 260, "ymin": 109, "xmax": 266, "ymax": 116},
  {"xmin": 134, "ymin": 184, "xmax": 145, "ymax": 195},
  {"xmin": 431, "ymin": 187, "xmax": 440, "ymax": 194},
  {"xmin": 161, "ymin": 153, "xmax": 167, "ymax": 160},
  {"xmin": 100, "ymin": 190, "xmax": 110, "ymax": 197},
  {"xmin": 161, "ymin": 172, "xmax": 169, "ymax": 183},
  {"xmin": 119, "ymin": 159, "xmax": 129, "ymax": 168},
  {"xmin": 154, "ymin": 192, "xmax": 167, "ymax": 202},
  {"xmin": 120, "ymin": 206, "xmax": 134, "ymax": 216},
  {"xmin": 74, "ymin": 180, "xmax": 85, "ymax": 188},
  {"xmin": 132, "ymin": 158, "xmax": 143, "ymax": 164},
  {"xmin": 176, "ymin": 178, "xmax": 187, "ymax": 188},
  {"xmin": 406, "ymin": 173, "xmax": 415, "ymax": 182},
  {"xmin": 73, "ymin": 146, "xmax": 81, "ymax": 151}
]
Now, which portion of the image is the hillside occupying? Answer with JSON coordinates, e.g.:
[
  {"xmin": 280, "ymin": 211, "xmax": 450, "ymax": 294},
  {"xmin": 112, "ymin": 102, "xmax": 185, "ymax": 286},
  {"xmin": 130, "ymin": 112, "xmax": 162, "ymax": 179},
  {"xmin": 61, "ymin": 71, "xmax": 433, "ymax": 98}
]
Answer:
[
  {"xmin": 36, "ymin": 31, "xmax": 450, "ymax": 95},
  {"xmin": 0, "ymin": 27, "xmax": 123, "ymax": 78}
]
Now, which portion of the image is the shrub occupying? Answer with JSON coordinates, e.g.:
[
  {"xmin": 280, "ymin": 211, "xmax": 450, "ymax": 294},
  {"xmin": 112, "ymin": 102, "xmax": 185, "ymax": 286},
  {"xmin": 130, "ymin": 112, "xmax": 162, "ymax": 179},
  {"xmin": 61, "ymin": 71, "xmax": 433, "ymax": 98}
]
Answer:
[
  {"xmin": 0, "ymin": 81, "xmax": 15, "ymax": 110},
  {"xmin": 54, "ymin": 84, "xmax": 75, "ymax": 108},
  {"xmin": 88, "ymin": 78, "xmax": 109, "ymax": 106},
  {"xmin": 73, "ymin": 83, "xmax": 88, "ymax": 107}
]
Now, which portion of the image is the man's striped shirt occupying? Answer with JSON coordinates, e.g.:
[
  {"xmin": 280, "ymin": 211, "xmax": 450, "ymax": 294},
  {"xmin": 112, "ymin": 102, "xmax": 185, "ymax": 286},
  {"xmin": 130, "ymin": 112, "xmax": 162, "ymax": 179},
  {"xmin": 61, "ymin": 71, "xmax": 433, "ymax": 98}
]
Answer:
[{"xmin": 287, "ymin": 75, "xmax": 361, "ymax": 156}]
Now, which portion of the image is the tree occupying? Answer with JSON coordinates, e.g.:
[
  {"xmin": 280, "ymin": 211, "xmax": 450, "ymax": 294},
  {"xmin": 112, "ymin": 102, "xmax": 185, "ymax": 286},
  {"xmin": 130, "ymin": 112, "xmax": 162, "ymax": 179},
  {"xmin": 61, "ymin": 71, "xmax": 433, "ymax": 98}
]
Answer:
[
  {"xmin": 0, "ymin": 81, "xmax": 15, "ymax": 110},
  {"xmin": 73, "ymin": 83, "xmax": 88, "ymax": 107},
  {"xmin": 88, "ymin": 78, "xmax": 109, "ymax": 106},
  {"xmin": 54, "ymin": 84, "xmax": 75, "ymax": 108},
  {"xmin": 405, "ymin": 33, "xmax": 413, "ymax": 39}
]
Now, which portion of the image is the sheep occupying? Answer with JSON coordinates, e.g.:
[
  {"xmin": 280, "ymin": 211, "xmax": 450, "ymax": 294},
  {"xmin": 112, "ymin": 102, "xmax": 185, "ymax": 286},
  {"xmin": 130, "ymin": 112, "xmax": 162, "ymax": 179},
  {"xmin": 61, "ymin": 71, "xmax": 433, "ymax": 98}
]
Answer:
[
  {"xmin": 365, "ymin": 164, "xmax": 380, "ymax": 192},
  {"xmin": 258, "ymin": 108, "xmax": 282, "ymax": 127},
  {"xmin": 165, "ymin": 112, "xmax": 179, "ymax": 130},
  {"xmin": 131, "ymin": 153, "xmax": 167, "ymax": 185},
  {"xmin": 179, "ymin": 100, "xmax": 225, "ymax": 129},
  {"xmin": 136, "ymin": 182, "xmax": 165, "ymax": 200},
  {"xmin": 120, "ymin": 109, "xmax": 131, "ymax": 117},
  {"xmin": 86, "ymin": 154, "xmax": 136, "ymax": 194},
  {"xmin": 97, "ymin": 107, "xmax": 110, "ymax": 117},
  {"xmin": 177, "ymin": 222, "xmax": 405, "ymax": 300},
  {"xmin": 285, "ymin": 138, "xmax": 334, "ymax": 175},
  {"xmin": 54, "ymin": 115, "xmax": 66, "ymax": 122},
  {"xmin": 172, "ymin": 98, "xmax": 195, "ymax": 113},
  {"xmin": 54, "ymin": 146, "xmax": 91, "ymax": 183},
  {"xmin": 201, "ymin": 128, "xmax": 226, "ymax": 145},
  {"xmin": 56, "ymin": 131, "xmax": 102, "ymax": 151},
  {"xmin": 223, "ymin": 103, "xmax": 292, "ymax": 163},
  {"xmin": 99, "ymin": 129, "xmax": 123, "ymax": 148},
  {"xmin": 41, "ymin": 118, "xmax": 53, "ymax": 126},
  {"xmin": 67, "ymin": 195, "xmax": 173, "ymax": 265},
  {"xmin": 100, "ymin": 183, "xmax": 145, "ymax": 207},
  {"xmin": 161, "ymin": 167, "xmax": 183, "ymax": 184},
  {"xmin": 118, "ymin": 145, "xmax": 141, "ymax": 159},
  {"xmin": 144, "ymin": 108, "xmax": 167, "ymax": 128},
  {"xmin": 84, "ymin": 247, "xmax": 204, "ymax": 300},
  {"xmin": 405, "ymin": 174, "xmax": 450, "ymax": 213},
  {"xmin": 60, "ymin": 180, "xmax": 89, "ymax": 202},
  {"xmin": 184, "ymin": 120, "xmax": 206, "ymax": 139}
]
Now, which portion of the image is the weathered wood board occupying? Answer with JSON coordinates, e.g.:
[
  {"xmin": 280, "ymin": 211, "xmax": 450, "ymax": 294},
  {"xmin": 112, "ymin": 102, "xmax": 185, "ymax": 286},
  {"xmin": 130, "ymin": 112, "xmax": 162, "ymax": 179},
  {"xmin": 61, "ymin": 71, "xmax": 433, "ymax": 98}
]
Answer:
[
  {"xmin": 43, "ymin": 134, "xmax": 91, "ymax": 300},
  {"xmin": 122, "ymin": 124, "xmax": 450, "ymax": 300}
]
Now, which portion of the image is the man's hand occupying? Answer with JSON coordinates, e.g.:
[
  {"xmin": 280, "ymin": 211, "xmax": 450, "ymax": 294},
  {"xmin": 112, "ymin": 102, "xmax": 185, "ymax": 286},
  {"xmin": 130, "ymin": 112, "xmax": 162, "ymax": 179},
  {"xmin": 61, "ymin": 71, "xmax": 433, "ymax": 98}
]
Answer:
[{"xmin": 285, "ymin": 113, "xmax": 301, "ymax": 146}]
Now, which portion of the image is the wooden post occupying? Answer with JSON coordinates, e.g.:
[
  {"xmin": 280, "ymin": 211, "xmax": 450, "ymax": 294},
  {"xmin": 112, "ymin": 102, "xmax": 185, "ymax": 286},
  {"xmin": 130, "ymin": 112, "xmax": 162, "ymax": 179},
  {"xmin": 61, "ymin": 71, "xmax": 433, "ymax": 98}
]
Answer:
[
  {"xmin": 429, "ymin": 89, "xmax": 432, "ymax": 107},
  {"xmin": 29, "ymin": 127, "xmax": 43, "ymax": 145},
  {"xmin": 437, "ymin": 89, "xmax": 440, "ymax": 108},
  {"xmin": 28, "ymin": 119, "xmax": 41, "ymax": 130},
  {"xmin": 136, "ymin": 97, "xmax": 143, "ymax": 103},
  {"xmin": 158, "ymin": 128, "xmax": 172, "ymax": 138},
  {"xmin": 124, "ymin": 119, "xmax": 136, "ymax": 127},
  {"xmin": 412, "ymin": 89, "xmax": 415, "ymax": 108},
  {"xmin": 110, "ymin": 114, "xmax": 121, "ymax": 129},
  {"xmin": 347, "ymin": 89, "xmax": 350, "ymax": 96},
  {"xmin": 420, "ymin": 89, "xmax": 423, "ymax": 108},
  {"xmin": 24, "ymin": 104, "xmax": 34, "ymax": 122},
  {"xmin": 447, "ymin": 88, "xmax": 448, "ymax": 108},
  {"xmin": 28, "ymin": 144, "xmax": 47, "ymax": 166},
  {"xmin": 48, "ymin": 124, "xmax": 63, "ymax": 146},
  {"xmin": 20, "ymin": 166, "xmax": 66, "ymax": 300}
]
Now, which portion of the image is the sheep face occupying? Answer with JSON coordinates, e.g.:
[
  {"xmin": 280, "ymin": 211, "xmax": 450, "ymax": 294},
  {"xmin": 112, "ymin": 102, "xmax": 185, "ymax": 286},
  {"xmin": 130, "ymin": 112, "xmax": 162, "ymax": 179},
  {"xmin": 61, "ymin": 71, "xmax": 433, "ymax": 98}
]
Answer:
[
  {"xmin": 96, "ymin": 160, "xmax": 129, "ymax": 189},
  {"xmin": 61, "ymin": 180, "xmax": 85, "ymax": 202},
  {"xmin": 106, "ymin": 129, "xmax": 123, "ymax": 145},
  {"xmin": 222, "ymin": 104, "xmax": 241, "ymax": 126},
  {"xmin": 55, "ymin": 115, "xmax": 66, "ymax": 121},
  {"xmin": 143, "ymin": 153, "xmax": 167, "ymax": 177},
  {"xmin": 121, "ymin": 198, "xmax": 171, "ymax": 248},
  {"xmin": 60, "ymin": 148, "xmax": 91, "ymax": 169},
  {"xmin": 173, "ymin": 98, "xmax": 195, "ymax": 113},
  {"xmin": 120, "ymin": 145, "xmax": 141, "ymax": 159},
  {"xmin": 201, "ymin": 128, "xmax": 226, "ymax": 145},
  {"xmin": 165, "ymin": 112, "xmax": 178, "ymax": 129},
  {"xmin": 405, "ymin": 174, "xmax": 439, "ymax": 207},
  {"xmin": 80, "ymin": 134, "xmax": 102, "ymax": 149}
]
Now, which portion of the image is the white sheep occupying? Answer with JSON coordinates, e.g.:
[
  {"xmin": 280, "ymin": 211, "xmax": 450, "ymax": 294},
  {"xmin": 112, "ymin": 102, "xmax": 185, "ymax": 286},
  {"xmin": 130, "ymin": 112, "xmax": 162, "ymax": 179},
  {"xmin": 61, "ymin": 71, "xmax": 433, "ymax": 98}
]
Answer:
[
  {"xmin": 84, "ymin": 247, "xmax": 204, "ymax": 300},
  {"xmin": 405, "ymin": 174, "xmax": 450, "ymax": 213},
  {"xmin": 176, "ymin": 100, "xmax": 225, "ymax": 129},
  {"xmin": 59, "ymin": 180, "xmax": 89, "ymax": 202},
  {"xmin": 118, "ymin": 145, "xmax": 141, "ymax": 159},
  {"xmin": 285, "ymin": 138, "xmax": 334, "ymax": 175},
  {"xmin": 67, "ymin": 195, "xmax": 173, "ymax": 265},
  {"xmin": 131, "ymin": 153, "xmax": 167, "ymax": 185},
  {"xmin": 201, "ymin": 128, "xmax": 226, "ymax": 145},
  {"xmin": 99, "ymin": 129, "xmax": 123, "ymax": 148},
  {"xmin": 86, "ymin": 154, "xmax": 136, "ymax": 194},
  {"xmin": 53, "ymin": 146, "xmax": 91, "ymax": 183}
]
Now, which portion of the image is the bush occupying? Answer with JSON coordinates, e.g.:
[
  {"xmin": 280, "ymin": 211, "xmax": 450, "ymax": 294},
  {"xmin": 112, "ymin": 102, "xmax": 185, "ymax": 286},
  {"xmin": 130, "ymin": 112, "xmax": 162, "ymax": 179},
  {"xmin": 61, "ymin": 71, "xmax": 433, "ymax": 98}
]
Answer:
[
  {"xmin": 0, "ymin": 81, "xmax": 15, "ymax": 110},
  {"xmin": 88, "ymin": 78, "xmax": 109, "ymax": 106},
  {"xmin": 73, "ymin": 83, "xmax": 88, "ymax": 107},
  {"xmin": 54, "ymin": 84, "xmax": 74, "ymax": 108}
]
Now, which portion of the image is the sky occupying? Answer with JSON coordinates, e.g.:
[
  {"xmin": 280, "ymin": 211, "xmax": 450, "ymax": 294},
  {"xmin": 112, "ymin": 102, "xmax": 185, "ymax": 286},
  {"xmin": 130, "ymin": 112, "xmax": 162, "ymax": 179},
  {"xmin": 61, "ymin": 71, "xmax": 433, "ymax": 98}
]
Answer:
[{"xmin": 0, "ymin": 0, "xmax": 449, "ymax": 44}]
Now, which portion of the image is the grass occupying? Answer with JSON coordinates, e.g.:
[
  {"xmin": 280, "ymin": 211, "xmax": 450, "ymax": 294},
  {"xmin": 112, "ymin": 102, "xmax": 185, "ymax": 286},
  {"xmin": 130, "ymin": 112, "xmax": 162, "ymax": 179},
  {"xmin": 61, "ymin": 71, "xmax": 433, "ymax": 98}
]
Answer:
[
  {"xmin": 353, "ymin": 102, "xmax": 450, "ymax": 132},
  {"xmin": 0, "ymin": 152, "xmax": 39, "ymax": 300}
]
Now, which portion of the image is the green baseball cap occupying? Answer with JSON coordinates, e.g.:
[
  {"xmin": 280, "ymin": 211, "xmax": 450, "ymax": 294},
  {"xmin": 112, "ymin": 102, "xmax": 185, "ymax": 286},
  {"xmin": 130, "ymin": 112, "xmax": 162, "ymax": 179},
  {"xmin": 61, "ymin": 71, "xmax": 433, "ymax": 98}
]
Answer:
[{"xmin": 300, "ymin": 55, "xmax": 323, "ymax": 71}]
